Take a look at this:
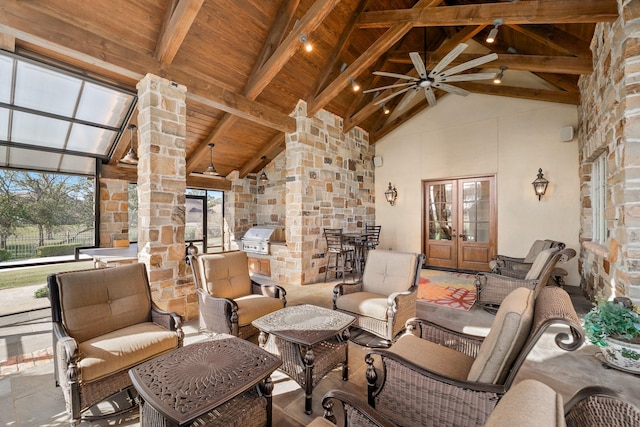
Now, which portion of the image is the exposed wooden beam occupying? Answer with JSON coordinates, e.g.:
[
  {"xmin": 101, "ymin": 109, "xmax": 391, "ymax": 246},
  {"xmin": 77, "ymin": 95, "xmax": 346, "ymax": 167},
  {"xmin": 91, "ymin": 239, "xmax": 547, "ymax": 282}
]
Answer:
[
  {"xmin": 101, "ymin": 164, "xmax": 231, "ymax": 190},
  {"xmin": 507, "ymin": 24, "xmax": 592, "ymax": 58},
  {"xmin": 154, "ymin": 0, "xmax": 204, "ymax": 64},
  {"xmin": 357, "ymin": 0, "xmax": 618, "ymax": 28},
  {"xmin": 0, "ymin": 32, "xmax": 15, "ymax": 51},
  {"xmin": 388, "ymin": 52, "xmax": 592, "ymax": 74},
  {"xmin": 455, "ymin": 82, "xmax": 580, "ymax": 104},
  {"xmin": 239, "ymin": 133, "xmax": 286, "ymax": 178},
  {"xmin": 371, "ymin": 100, "xmax": 430, "ymax": 143},
  {"xmin": 308, "ymin": 0, "xmax": 443, "ymax": 116}
]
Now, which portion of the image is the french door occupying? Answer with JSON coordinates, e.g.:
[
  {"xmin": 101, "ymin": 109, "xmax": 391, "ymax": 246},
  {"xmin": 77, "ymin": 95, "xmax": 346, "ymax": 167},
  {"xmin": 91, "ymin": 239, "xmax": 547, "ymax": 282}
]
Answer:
[{"xmin": 423, "ymin": 176, "xmax": 496, "ymax": 272}]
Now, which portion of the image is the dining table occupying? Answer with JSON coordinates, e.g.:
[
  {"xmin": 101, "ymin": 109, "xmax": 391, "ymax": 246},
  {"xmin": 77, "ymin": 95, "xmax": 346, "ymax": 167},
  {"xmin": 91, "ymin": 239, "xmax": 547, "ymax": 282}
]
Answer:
[{"xmin": 341, "ymin": 231, "xmax": 373, "ymax": 275}]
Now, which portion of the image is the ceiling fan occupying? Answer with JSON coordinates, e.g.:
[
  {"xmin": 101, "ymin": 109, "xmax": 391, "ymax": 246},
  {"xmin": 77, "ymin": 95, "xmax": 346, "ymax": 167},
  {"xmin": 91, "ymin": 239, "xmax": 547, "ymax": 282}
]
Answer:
[{"xmin": 364, "ymin": 43, "xmax": 498, "ymax": 110}]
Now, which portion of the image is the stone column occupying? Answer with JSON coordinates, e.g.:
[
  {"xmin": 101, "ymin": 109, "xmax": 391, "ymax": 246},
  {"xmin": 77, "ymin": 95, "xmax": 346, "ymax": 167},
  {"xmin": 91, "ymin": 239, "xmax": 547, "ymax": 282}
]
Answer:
[
  {"xmin": 98, "ymin": 178, "xmax": 129, "ymax": 247},
  {"xmin": 136, "ymin": 74, "xmax": 195, "ymax": 318}
]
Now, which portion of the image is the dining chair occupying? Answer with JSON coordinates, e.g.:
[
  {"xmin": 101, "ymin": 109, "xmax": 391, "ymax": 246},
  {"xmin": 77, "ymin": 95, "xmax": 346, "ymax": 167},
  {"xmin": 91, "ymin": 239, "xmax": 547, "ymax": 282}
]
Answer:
[
  {"xmin": 324, "ymin": 228, "xmax": 355, "ymax": 282},
  {"xmin": 364, "ymin": 224, "xmax": 381, "ymax": 261}
]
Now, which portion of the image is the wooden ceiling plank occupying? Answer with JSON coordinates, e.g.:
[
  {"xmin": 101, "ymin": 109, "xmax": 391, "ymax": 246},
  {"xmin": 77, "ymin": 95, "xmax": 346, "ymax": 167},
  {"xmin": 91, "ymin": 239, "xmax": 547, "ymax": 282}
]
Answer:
[
  {"xmin": 455, "ymin": 82, "xmax": 580, "ymax": 104},
  {"xmin": 533, "ymin": 73, "xmax": 579, "ymax": 93},
  {"xmin": 508, "ymin": 24, "xmax": 592, "ymax": 58},
  {"xmin": 311, "ymin": 0, "xmax": 372, "ymax": 98},
  {"xmin": 154, "ymin": 0, "xmax": 204, "ymax": 64},
  {"xmin": 357, "ymin": 0, "xmax": 618, "ymax": 28},
  {"xmin": 244, "ymin": 0, "xmax": 341, "ymax": 100},
  {"xmin": 239, "ymin": 133, "xmax": 285, "ymax": 178},
  {"xmin": 371, "ymin": 99, "xmax": 430, "ymax": 143},
  {"xmin": 308, "ymin": 0, "xmax": 443, "ymax": 116}
]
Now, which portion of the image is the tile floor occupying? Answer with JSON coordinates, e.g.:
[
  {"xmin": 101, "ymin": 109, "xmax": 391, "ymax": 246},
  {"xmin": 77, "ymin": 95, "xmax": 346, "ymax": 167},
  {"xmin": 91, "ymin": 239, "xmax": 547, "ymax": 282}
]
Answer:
[{"xmin": 1, "ymin": 278, "xmax": 639, "ymax": 426}]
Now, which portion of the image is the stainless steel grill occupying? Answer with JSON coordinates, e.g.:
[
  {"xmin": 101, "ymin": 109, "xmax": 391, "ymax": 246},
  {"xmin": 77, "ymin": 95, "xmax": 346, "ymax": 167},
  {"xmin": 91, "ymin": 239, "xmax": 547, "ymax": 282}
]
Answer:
[{"xmin": 241, "ymin": 225, "xmax": 285, "ymax": 255}]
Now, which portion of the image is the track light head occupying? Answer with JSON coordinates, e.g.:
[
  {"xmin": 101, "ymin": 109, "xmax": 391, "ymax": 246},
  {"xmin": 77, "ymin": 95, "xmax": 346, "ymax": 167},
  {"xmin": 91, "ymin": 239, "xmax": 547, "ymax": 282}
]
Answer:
[
  {"xmin": 349, "ymin": 77, "xmax": 360, "ymax": 92},
  {"xmin": 486, "ymin": 18, "xmax": 504, "ymax": 44},
  {"xmin": 299, "ymin": 33, "xmax": 312, "ymax": 52},
  {"xmin": 493, "ymin": 66, "xmax": 507, "ymax": 84},
  {"xmin": 381, "ymin": 102, "xmax": 390, "ymax": 115}
]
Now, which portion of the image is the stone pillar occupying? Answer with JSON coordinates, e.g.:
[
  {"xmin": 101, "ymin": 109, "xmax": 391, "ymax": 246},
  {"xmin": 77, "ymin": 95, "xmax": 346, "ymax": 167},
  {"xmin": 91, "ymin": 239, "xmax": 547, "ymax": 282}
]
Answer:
[
  {"xmin": 136, "ymin": 74, "xmax": 195, "ymax": 318},
  {"xmin": 225, "ymin": 170, "xmax": 255, "ymax": 250},
  {"xmin": 98, "ymin": 178, "xmax": 129, "ymax": 247}
]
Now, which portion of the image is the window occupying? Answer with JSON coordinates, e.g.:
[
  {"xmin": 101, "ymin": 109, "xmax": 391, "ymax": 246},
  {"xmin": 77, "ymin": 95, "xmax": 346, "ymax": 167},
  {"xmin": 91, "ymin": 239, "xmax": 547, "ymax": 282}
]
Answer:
[{"xmin": 592, "ymin": 153, "xmax": 607, "ymax": 243}]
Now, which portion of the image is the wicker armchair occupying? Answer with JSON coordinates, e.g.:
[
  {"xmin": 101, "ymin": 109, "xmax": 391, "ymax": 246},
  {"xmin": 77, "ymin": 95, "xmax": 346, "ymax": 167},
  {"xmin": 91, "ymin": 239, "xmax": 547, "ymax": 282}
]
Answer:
[
  {"xmin": 48, "ymin": 263, "xmax": 183, "ymax": 424},
  {"xmin": 333, "ymin": 250, "xmax": 425, "ymax": 346},
  {"xmin": 489, "ymin": 239, "xmax": 565, "ymax": 273},
  {"xmin": 189, "ymin": 250, "xmax": 286, "ymax": 338},
  {"xmin": 307, "ymin": 389, "xmax": 396, "ymax": 427},
  {"xmin": 485, "ymin": 379, "xmax": 640, "ymax": 427},
  {"xmin": 475, "ymin": 247, "xmax": 576, "ymax": 313},
  {"xmin": 365, "ymin": 286, "xmax": 584, "ymax": 427}
]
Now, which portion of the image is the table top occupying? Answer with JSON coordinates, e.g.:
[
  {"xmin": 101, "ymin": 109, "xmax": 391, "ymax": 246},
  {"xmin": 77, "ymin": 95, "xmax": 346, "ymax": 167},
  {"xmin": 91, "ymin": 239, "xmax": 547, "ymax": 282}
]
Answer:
[
  {"xmin": 252, "ymin": 304, "xmax": 355, "ymax": 346},
  {"xmin": 128, "ymin": 335, "xmax": 281, "ymax": 426}
]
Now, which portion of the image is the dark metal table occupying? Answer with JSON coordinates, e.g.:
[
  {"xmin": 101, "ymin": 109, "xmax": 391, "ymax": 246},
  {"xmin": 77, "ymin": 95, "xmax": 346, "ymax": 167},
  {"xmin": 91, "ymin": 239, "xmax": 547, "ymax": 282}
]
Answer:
[
  {"xmin": 252, "ymin": 304, "xmax": 355, "ymax": 414},
  {"xmin": 129, "ymin": 335, "xmax": 281, "ymax": 427}
]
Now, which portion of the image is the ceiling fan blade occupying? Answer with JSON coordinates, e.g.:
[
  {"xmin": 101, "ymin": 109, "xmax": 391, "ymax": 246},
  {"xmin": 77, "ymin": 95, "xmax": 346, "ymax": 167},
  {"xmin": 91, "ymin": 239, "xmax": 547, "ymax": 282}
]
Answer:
[
  {"xmin": 439, "ymin": 53, "xmax": 498, "ymax": 77},
  {"xmin": 363, "ymin": 81, "xmax": 415, "ymax": 94},
  {"xmin": 373, "ymin": 86, "xmax": 413, "ymax": 105},
  {"xmin": 395, "ymin": 87, "xmax": 420, "ymax": 111},
  {"xmin": 428, "ymin": 43, "xmax": 468, "ymax": 78},
  {"xmin": 409, "ymin": 52, "xmax": 427, "ymax": 79},
  {"xmin": 373, "ymin": 71, "xmax": 418, "ymax": 81},
  {"xmin": 440, "ymin": 72, "xmax": 496, "ymax": 83},
  {"xmin": 424, "ymin": 87, "xmax": 437, "ymax": 107},
  {"xmin": 432, "ymin": 82, "xmax": 470, "ymax": 97}
]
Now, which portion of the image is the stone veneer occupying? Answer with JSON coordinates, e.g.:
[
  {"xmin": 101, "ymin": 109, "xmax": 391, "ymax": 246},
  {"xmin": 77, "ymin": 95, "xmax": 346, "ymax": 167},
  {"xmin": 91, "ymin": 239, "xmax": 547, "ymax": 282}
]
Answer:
[
  {"xmin": 98, "ymin": 178, "xmax": 129, "ymax": 247},
  {"xmin": 136, "ymin": 74, "xmax": 196, "ymax": 319},
  {"xmin": 578, "ymin": 0, "xmax": 640, "ymax": 304}
]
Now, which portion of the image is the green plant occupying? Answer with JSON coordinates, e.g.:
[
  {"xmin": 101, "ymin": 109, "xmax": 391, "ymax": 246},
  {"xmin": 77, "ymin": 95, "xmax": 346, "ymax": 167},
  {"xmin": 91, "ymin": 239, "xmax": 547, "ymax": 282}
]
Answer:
[
  {"xmin": 583, "ymin": 296, "xmax": 640, "ymax": 346},
  {"xmin": 34, "ymin": 286, "xmax": 49, "ymax": 299}
]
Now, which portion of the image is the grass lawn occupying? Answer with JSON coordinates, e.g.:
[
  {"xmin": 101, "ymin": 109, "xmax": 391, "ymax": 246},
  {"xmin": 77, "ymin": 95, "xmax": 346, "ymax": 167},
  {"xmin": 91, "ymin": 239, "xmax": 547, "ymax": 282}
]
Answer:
[{"xmin": 0, "ymin": 261, "xmax": 94, "ymax": 289}]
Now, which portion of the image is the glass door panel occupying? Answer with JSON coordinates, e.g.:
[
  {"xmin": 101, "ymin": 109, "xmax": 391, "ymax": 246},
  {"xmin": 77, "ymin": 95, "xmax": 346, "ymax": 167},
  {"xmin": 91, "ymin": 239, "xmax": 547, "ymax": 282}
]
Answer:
[{"xmin": 429, "ymin": 183, "xmax": 454, "ymax": 240}]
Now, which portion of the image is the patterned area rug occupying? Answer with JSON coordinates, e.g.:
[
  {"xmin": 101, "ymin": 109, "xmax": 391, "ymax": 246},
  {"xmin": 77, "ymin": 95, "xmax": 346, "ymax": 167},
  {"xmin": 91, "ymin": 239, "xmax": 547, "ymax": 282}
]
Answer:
[{"xmin": 417, "ymin": 269, "xmax": 477, "ymax": 311}]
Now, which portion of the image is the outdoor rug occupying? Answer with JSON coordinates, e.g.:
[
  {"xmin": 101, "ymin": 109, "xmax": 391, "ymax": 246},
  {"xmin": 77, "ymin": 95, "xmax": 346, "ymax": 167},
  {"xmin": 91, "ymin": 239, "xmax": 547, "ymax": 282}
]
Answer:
[{"xmin": 417, "ymin": 269, "xmax": 477, "ymax": 311}]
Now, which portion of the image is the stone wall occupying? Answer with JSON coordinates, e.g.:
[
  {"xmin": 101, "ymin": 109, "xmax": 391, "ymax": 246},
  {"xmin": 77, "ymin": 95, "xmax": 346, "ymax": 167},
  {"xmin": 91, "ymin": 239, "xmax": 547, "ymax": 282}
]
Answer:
[
  {"xmin": 578, "ymin": 0, "xmax": 640, "ymax": 304},
  {"xmin": 98, "ymin": 178, "xmax": 129, "ymax": 247}
]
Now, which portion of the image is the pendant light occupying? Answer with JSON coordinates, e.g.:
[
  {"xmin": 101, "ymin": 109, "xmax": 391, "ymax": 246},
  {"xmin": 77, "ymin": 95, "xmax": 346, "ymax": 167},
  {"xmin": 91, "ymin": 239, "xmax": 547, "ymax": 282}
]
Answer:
[
  {"xmin": 258, "ymin": 156, "xmax": 269, "ymax": 183},
  {"xmin": 203, "ymin": 143, "xmax": 219, "ymax": 176},
  {"xmin": 120, "ymin": 124, "xmax": 139, "ymax": 165}
]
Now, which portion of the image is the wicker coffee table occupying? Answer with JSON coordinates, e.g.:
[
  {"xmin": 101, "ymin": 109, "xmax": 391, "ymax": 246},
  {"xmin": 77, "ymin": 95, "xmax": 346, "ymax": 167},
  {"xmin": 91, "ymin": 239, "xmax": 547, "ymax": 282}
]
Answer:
[
  {"xmin": 128, "ymin": 334, "xmax": 281, "ymax": 427},
  {"xmin": 252, "ymin": 304, "xmax": 355, "ymax": 414}
]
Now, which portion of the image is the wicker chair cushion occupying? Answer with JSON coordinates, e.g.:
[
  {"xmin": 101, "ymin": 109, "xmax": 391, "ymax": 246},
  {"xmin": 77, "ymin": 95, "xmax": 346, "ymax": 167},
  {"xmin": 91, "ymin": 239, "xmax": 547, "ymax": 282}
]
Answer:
[
  {"xmin": 235, "ymin": 294, "xmax": 285, "ymax": 326},
  {"xmin": 523, "ymin": 240, "xmax": 550, "ymax": 263},
  {"xmin": 77, "ymin": 322, "xmax": 179, "ymax": 382},
  {"xmin": 361, "ymin": 250, "xmax": 419, "ymax": 295},
  {"xmin": 524, "ymin": 248, "xmax": 557, "ymax": 280},
  {"xmin": 484, "ymin": 379, "xmax": 565, "ymax": 427},
  {"xmin": 198, "ymin": 251, "xmax": 252, "ymax": 299},
  {"xmin": 335, "ymin": 291, "xmax": 389, "ymax": 321},
  {"xmin": 467, "ymin": 287, "xmax": 534, "ymax": 384},
  {"xmin": 390, "ymin": 334, "xmax": 475, "ymax": 380},
  {"xmin": 57, "ymin": 263, "xmax": 152, "ymax": 343}
]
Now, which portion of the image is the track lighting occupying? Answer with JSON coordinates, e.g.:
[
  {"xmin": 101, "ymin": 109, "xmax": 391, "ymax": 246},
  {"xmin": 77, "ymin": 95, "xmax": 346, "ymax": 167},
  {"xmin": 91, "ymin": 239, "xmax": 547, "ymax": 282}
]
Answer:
[
  {"xmin": 486, "ymin": 18, "xmax": 504, "ymax": 44},
  {"xmin": 381, "ymin": 102, "xmax": 390, "ymax": 115},
  {"xmin": 120, "ymin": 124, "xmax": 139, "ymax": 165},
  {"xmin": 349, "ymin": 77, "xmax": 360, "ymax": 92},
  {"xmin": 299, "ymin": 33, "xmax": 312, "ymax": 52},
  {"xmin": 493, "ymin": 66, "xmax": 507, "ymax": 84},
  {"xmin": 203, "ymin": 143, "xmax": 219, "ymax": 176}
]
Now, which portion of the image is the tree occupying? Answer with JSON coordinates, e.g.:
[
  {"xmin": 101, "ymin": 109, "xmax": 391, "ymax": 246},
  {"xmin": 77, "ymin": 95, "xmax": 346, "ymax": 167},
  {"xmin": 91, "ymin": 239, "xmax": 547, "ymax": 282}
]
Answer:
[{"xmin": 0, "ymin": 170, "xmax": 26, "ymax": 249}]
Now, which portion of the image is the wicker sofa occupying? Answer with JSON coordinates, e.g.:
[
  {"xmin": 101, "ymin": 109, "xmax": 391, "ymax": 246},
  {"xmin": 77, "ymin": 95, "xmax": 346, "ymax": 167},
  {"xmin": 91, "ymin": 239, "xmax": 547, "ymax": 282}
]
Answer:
[{"xmin": 48, "ymin": 263, "xmax": 183, "ymax": 424}]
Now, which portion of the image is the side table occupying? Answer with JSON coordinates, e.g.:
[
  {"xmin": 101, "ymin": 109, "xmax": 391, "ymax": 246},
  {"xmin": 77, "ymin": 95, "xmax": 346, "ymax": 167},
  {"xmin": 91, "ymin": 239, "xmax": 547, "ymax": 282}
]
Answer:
[
  {"xmin": 252, "ymin": 304, "xmax": 355, "ymax": 414},
  {"xmin": 129, "ymin": 334, "xmax": 281, "ymax": 427}
]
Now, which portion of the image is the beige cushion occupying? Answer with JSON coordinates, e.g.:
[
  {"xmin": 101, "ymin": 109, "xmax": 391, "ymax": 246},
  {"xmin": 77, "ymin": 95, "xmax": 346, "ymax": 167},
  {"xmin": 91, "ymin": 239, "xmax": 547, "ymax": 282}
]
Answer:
[
  {"xmin": 57, "ymin": 263, "xmax": 152, "ymax": 343},
  {"xmin": 467, "ymin": 287, "xmax": 534, "ymax": 384},
  {"xmin": 235, "ymin": 294, "xmax": 285, "ymax": 326},
  {"xmin": 307, "ymin": 417, "xmax": 335, "ymax": 427},
  {"xmin": 390, "ymin": 334, "xmax": 475, "ymax": 380},
  {"xmin": 525, "ymin": 248, "xmax": 557, "ymax": 280},
  {"xmin": 78, "ymin": 322, "xmax": 178, "ymax": 382},
  {"xmin": 335, "ymin": 291, "xmax": 389, "ymax": 321},
  {"xmin": 198, "ymin": 251, "xmax": 252, "ymax": 299},
  {"xmin": 523, "ymin": 240, "xmax": 547, "ymax": 263},
  {"xmin": 362, "ymin": 250, "xmax": 419, "ymax": 295},
  {"xmin": 484, "ymin": 379, "xmax": 566, "ymax": 427}
]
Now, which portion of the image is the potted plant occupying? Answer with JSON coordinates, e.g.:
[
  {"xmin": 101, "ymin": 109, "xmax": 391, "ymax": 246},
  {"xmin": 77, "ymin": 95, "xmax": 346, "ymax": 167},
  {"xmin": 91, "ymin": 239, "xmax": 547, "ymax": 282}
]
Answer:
[{"xmin": 583, "ymin": 295, "xmax": 640, "ymax": 372}]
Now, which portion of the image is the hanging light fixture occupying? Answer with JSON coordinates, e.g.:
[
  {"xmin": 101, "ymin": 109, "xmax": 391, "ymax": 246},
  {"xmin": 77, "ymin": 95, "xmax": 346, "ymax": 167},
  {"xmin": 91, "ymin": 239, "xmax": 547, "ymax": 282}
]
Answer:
[
  {"xmin": 349, "ymin": 77, "xmax": 360, "ymax": 92},
  {"xmin": 203, "ymin": 143, "xmax": 219, "ymax": 176},
  {"xmin": 486, "ymin": 18, "xmax": 504, "ymax": 44},
  {"xmin": 532, "ymin": 168, "xmax": 549, "ymax": 201},
  {"xmin": 258, "ymin": 156, "xmax": 269, "ymax": 183},
  {"xmin": 384, "ymin": 182, "xmax": 398, "ymax": 206},
  {"xmin": 493, "ymin": 66, "xmax": 507, "ymax": 84},
  {"xmin": 120, "ymin": 124, "xmax": 139, "ymax": 165},
  {"xmin": 299, "ymin": 33, "xmax": 312, "ymax": 52}
]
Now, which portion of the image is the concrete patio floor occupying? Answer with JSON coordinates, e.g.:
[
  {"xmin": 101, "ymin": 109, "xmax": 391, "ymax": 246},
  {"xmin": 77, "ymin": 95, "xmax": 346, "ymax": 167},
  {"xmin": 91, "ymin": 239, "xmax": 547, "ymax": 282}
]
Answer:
[{"xmin": 1, "ymin": 278, "xmax": 639, "ymax": 426}]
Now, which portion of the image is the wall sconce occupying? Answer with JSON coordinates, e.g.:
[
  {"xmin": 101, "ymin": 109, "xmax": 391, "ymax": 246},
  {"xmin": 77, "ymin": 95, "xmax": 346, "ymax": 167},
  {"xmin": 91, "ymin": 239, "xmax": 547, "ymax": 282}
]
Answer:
[
  {"xmin": 493, "ymin": 66, "xmax": 507, "ymax": 84},
  {"xmin": 486, "ymin": 18, "xmax": 504, "ymax": 44},
  {"xmin": 120, "ymin": 124, "xmax": 139, "ymax": 165},
  {"xmin": 349, "ymin": 77, "xmax": 360, "ymax": 92},
  {"xmin": 385, "ymin": 182, "xmax": 398, "ymax": 206},
  {"xmin": 299, "ymin": 33, "xmax": 312, "ymax": 52},
  {"xmin": 532, "ymin": 168, "xmax": 549, "ymax": 201}
]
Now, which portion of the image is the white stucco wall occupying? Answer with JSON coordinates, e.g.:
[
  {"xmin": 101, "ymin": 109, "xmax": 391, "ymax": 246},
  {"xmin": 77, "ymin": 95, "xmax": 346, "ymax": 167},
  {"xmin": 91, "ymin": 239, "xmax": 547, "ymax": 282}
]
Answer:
[{"xmin": 374, "ymin": 93, "xmax": 581, "ymax": 286}]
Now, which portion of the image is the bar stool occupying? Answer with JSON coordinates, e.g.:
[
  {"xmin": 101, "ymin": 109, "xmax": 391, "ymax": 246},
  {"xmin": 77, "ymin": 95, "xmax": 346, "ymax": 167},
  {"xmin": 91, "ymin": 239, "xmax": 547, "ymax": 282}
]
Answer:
[{"xmin": 323, "ymin": 228, "xmax": 355, "ymax": 282}]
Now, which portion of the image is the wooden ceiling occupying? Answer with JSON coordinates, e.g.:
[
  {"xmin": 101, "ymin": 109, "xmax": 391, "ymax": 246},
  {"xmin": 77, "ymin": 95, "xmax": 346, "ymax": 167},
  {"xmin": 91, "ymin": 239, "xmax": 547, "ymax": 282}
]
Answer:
[{"xmin": 0, "ymin": 0, "xmax": 618, "ymax": 186}]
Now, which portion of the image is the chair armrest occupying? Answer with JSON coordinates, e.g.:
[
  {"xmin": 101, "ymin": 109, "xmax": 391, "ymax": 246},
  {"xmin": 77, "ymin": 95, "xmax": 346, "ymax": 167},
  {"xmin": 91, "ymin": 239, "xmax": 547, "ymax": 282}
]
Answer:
[
  {"xmin": 405, "ymin": 317, "xmax": 484, "ymax": 358},
  {"xmin": 151, "ymin": 305, "xmax": 184, "ymax": 346},
  {"xmin": 564, "ymin": 385, "xmax": 640, "ymax": 424},
  {"xmin": 496, "ymin": 268, "xmax": 529, "ymax": 279},
  {"xmin": 52, "ymin": 322, "xmax": 79, "ymax": 364},
  {"xmin": 322, "ymin": 389, "xmax": 396, "ymax": 427},
  {"xmin": 475, "ymin": 273, "xmax": 539, "ymax": 308},
  {"xmin": 251, "ymin": 281, "xmax": 287, "ymax": 305}
]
